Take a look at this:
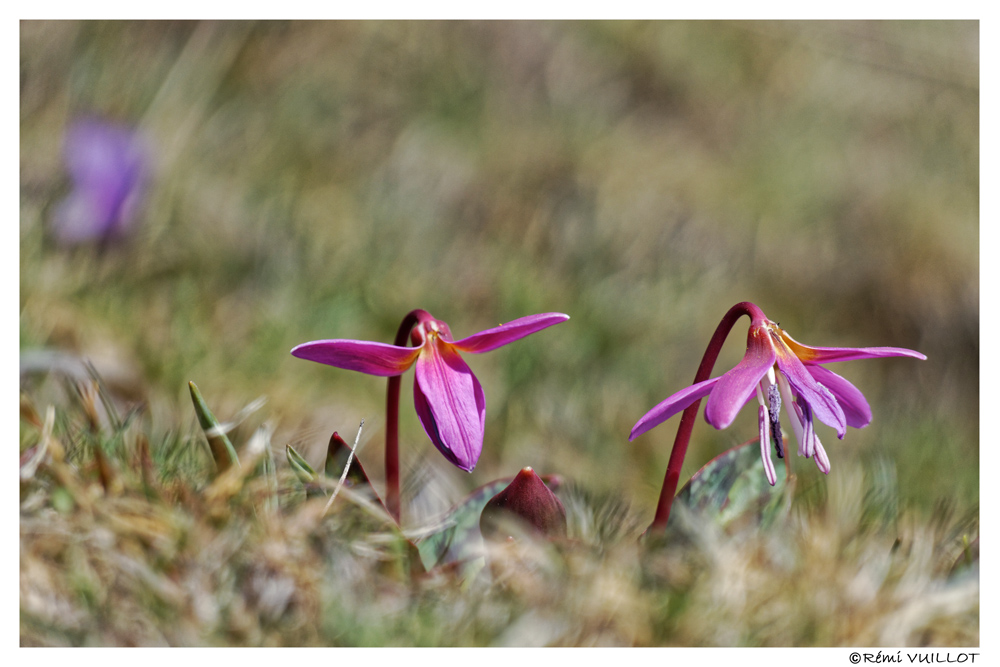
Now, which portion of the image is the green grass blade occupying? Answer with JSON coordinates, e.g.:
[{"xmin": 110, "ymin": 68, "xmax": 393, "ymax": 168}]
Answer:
[
  {"xmin": 188, "ymin": 381, "xmax": 239, "ymax": 474},
  {"xmin": 286, "ymin": 443, "xmax": 326, "ymax": 499}
]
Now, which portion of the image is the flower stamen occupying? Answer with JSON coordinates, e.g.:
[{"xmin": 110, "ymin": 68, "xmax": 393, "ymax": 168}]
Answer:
[
  {"xmin": 768, "ymin": 381, "xmax": 784, "ymax": 459},
  {"xmin": 755, "ymin": 382, "xmax": 777, "ymax": 486}
]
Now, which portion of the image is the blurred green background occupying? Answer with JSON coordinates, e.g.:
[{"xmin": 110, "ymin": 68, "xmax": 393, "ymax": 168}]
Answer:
[{"xmin": 20, "ymin": 21, "xmax": 978, "ymax": 521}]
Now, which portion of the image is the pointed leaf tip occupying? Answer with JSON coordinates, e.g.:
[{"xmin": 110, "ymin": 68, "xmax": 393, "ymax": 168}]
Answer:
[
  {"xmin": 188, "ymin": 380, "xmax": 240, "ymax": 473},
  {"xmin": 325, "ymin": 430, "xmax": 371, "ymax": 487},
  {"xmin": 480, "ymin": 467, "xmax": 567, "ymax": 540},
  {"xmin": 286, "ymin": 443, "xmax": 328, "ymax": 499},
  {"xmin": 285, "ymin": 443, "xmax": 316, "ymax": 478}
]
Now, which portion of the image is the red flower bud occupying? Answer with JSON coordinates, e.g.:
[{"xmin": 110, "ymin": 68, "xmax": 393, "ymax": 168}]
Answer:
[{"xmin": 480, "ymin": 467, "xmax": 567, "ymax": 540}]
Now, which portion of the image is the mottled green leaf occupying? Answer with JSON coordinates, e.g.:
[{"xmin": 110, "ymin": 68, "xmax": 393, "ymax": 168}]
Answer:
[
  {"xmin": 671, "ymin": 437, "xmax": 790, "ymax": 531},
  {"xmin": 415, "ymin": 474, "xmax": 561, "ymax": 573}
]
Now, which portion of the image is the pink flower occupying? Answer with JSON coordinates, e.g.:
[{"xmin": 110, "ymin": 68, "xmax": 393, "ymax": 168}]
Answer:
[
  {"xmin": 292, "ymin": 311, "xmax": 569, "ymax": 472},
  {"xmin": 630, "ymin": 304, "xmax": 925, "ymax": 485}
]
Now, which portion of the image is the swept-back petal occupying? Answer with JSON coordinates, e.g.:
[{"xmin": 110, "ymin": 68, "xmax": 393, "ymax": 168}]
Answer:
[
  {"xmin": 774, "ymin": 342, "xmax": 847, "ymax": 437},
  {"xmin": 629, "ymin": 377, "xmax": 720, "ymax": 441},
  {"xmin": 704, "ymin": 327, "xmax": 776, "ymax": 430},
  {"xmin": 806, "ymin": 364, "xmax": 872, "ymax": 429},
  {"xmin": 413, "ymin": 340, "xmax": 485, "ymax": 472},
  {"xmin": 450, "ymin": 313, "xmax": 570, "ymax": 353},
  {"xmin": 291, "ymin": 339, "xmax": 420, "ymax": 376},
  {"xmin": 779, "ymin": 330, "xmax": 926, "ymax": 364}
]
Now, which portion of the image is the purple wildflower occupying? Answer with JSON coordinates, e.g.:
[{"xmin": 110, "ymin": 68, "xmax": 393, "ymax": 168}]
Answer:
[
  {"xmin": 630, "ymin": 304, "xmax": 926, "ymax": 485},
  {"xmin": 52, "ymin": 118, "xmax": 148, "ymax": 245},
  {"xmin": 292, "ymin": 311, "xmax": 569, "ymax": 472}
]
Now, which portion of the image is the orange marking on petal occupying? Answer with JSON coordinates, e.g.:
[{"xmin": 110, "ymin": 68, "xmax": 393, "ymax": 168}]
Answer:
[{"xmin": 778, "ymin": 328, "xmax": 818, "ymax": 362}]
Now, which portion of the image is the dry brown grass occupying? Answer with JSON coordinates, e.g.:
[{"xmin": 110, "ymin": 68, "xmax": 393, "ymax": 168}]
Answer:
[{"xmin": 19, "ymin": 381, "xmax": 978, "ymax": 646}]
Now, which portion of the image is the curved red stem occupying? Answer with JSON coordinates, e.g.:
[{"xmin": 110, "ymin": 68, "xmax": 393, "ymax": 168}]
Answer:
[
  {"xmin": 648, "ymin": 301, "xmax": 765, "ymax": 531},
  {"xmin": 385, "ymin": 309, "xmax": 433, "ymax": 523}
]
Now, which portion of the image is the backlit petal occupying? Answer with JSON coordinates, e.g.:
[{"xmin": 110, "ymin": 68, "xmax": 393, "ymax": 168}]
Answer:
[
  {"xmin": 291, "ymin": 339, "xmax": 420, "ymax": 376},
  {"xmin": 629, "ymin": 377, "xmax": 720, "ymax": 441},
  {"xmin": 806, "ymin": 364, "xmax": 872, "ymax": 429},
  {"xmin": 413, "ymin": 340, "xmax": 485, "ymax": 472},
  {"xmin": 451, "ymin": 313, "xmax": 570, "ymax": 353},
  {"xmin": 704, "ymin": 326, "xmax": 776, "ymax": 430},
  {"xmin": 779, "ymin": 330, "xmax": 926, "ymax": 364}
]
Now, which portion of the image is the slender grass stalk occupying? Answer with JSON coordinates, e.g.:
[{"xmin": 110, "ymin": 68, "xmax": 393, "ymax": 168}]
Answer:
[{"xmin": 324, "ymin": 419, "xmax": 364, "ymax": 516}]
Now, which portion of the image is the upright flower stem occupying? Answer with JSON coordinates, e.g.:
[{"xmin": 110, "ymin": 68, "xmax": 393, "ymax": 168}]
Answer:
[
  {"xmin": 649, "ymin": 301, "xmax": 765, "ymax": 531},
  {"xmin": 385, "ymin": 309, "xmax": 433, "ymax": 523}
]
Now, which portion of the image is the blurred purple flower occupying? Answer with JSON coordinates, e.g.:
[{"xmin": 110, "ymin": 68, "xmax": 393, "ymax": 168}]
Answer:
[
  {"xmin": 292, "ymin": 311, "xmax": 569, "ymax": 472},
  {"xmin": 630, "ymin": 304, "xmax": 926, "ymax": 484},
  {"xmin": 52, "ymin": 118, "xmax": 148, "ymax": 245}
]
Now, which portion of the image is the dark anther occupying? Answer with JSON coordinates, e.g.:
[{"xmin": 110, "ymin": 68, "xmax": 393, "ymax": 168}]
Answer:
[{"xmin": 768, "ymin": 383, "xmax": 784, "ymax": 458}]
